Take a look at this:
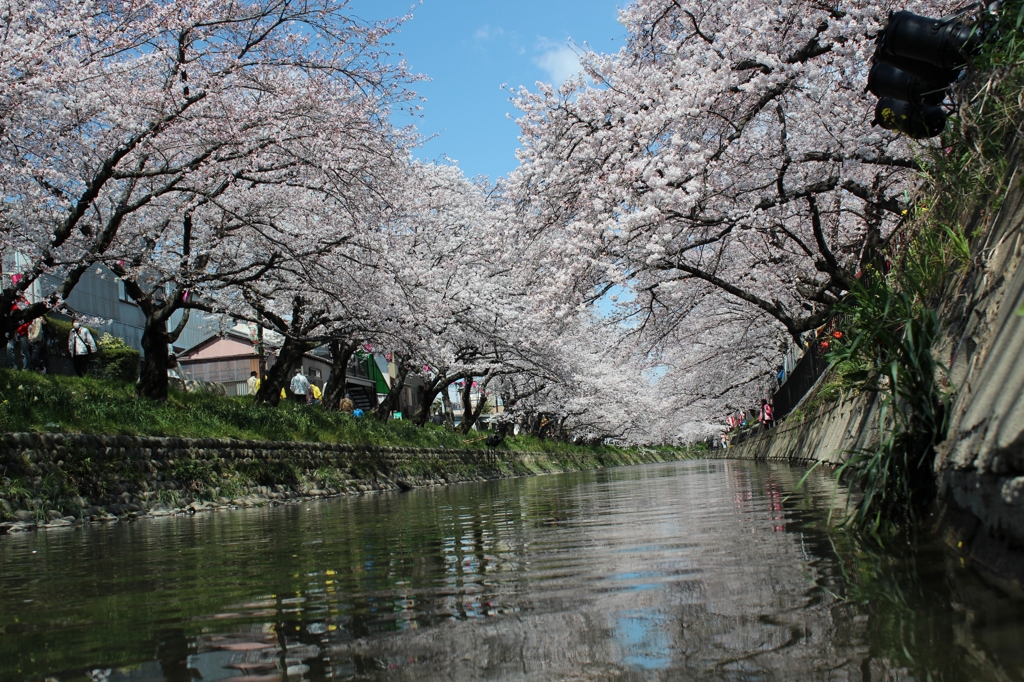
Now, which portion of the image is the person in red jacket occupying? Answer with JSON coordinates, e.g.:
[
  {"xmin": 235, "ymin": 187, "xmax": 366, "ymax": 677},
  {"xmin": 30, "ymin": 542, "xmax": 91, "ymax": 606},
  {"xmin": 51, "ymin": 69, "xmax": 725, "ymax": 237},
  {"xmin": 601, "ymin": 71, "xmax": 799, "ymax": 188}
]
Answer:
[{"xmin": 6, "ymin": 299, "xmax": 30, "ymax": 370}]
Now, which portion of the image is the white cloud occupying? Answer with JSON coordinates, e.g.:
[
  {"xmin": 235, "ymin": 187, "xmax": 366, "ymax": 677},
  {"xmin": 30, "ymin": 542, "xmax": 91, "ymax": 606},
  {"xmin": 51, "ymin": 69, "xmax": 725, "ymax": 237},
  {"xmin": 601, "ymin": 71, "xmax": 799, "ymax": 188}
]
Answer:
[
  {"xmin": 475, "ymin": 25, "xmax": 503, "ymax": 41},
  {"xmin": 534, "ymin": 45, "xmax": 581, "ymax": 86}
]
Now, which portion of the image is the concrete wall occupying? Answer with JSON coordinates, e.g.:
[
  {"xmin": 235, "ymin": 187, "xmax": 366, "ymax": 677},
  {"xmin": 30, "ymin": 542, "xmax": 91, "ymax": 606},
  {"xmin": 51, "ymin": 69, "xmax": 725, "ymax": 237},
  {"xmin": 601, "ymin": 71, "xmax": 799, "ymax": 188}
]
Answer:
[
  {"xmin": 931, "ymin": 164, "xmax": 1024, "ymax": 577},
  {"xmin": 706, "ymin": 391, "xmax": 883, "ymax": 466},
  {"xmin": 713, "ymin": 163, "xmax": 1024, "ymax": 584}
]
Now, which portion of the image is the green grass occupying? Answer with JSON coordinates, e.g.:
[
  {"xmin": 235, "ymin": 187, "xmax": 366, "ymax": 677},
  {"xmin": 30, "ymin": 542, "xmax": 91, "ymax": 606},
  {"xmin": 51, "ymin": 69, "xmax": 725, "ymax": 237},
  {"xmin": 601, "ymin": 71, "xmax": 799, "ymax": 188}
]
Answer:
[{"xmin": 0, "ymin": 369, "xmax": 664, "ymax": 457}]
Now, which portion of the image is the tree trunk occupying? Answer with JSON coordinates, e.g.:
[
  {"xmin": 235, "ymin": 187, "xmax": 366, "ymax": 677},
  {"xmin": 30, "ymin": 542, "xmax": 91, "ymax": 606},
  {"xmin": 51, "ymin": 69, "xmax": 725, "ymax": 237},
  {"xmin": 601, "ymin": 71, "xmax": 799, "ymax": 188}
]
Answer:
[
  {"xmin": 528, "ymin": 413, "xmax": 550, "ymax": 438},
  {"xmin": 133, "ymin": 287, "xmax": 202, "ymax": 401},
  {"xmin": 372, "ymin": 354, "xmax": 408, "ymax": 422},
  {"xmin": 138, "ymin": 314, "xmax": 173, "ymax": 401},
  {"xmin": 457, "ymin": 374, "xmax": 492, "ymax": 434},
  {"xmin": 457, "ymin": 381, "xmax": 476, "ymax": 434},
  {"xmin": 410, "ymin": 382, "xmax": 438, "ymax": 426},
  {"xmin": 440, "ymin": 386, "xmax": 456, "ymax": 430},
  {"xmin": 256, "ymin": 336, "xmax": 315, "ymax": 406},
  {"xmin": 322, "ymin": 339, "xmax": 358, "ymax": 411},
  {"xmin": 555, "ymin": 415, "xmax": 569, "ymax": 442},
  {"xmin": 411, "ymin": 372, "xmax": 465, "ymax": 426}
]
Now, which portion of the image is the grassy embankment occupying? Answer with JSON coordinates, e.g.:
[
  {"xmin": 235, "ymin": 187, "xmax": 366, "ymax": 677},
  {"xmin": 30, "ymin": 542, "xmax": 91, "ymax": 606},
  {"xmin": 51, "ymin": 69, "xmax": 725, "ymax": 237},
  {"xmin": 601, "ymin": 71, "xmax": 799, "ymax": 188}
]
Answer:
[
  {"xmin": 0, "ymin": 369, "xmax": 698, "ymax": 520},
  {"xmin": 794, "ymin": 3, "xmax": 1024, "ymax": 532},
  {"xmin": 0, "ymin": 368, "xmax": 672, "ymax": 457}
]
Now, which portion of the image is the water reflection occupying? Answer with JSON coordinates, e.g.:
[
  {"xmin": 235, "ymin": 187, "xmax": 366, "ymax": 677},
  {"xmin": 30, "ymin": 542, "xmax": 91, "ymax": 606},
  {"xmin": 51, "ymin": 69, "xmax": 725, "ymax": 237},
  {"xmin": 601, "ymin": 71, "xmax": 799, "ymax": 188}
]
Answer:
[{"xmin": 0, "ymin": 460, "xmax": 1020, "ymax": 681}]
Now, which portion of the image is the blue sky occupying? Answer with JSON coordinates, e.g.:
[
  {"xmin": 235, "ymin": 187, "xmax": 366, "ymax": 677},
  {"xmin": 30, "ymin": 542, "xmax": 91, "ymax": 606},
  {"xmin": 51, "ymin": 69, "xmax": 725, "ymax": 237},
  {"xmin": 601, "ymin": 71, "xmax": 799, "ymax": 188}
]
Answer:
[{"xmin": 352, "ymin": 1, "xmax": 627, "ymax": 181}]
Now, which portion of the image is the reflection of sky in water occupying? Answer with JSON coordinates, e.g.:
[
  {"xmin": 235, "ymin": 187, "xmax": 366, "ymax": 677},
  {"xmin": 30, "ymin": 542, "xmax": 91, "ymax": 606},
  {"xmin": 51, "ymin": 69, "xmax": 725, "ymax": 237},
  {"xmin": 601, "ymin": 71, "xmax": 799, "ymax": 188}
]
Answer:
[
  {"xmin": 616, "ymin": 610, "xmax": 672, "ymax": 670},
  {"xmin": 606, "ymin": 571, "xmax": 663, "ymax": 592},
  {"xmin": 3, "ymin": 461, "xmax": 1021, "ymax": 681}
]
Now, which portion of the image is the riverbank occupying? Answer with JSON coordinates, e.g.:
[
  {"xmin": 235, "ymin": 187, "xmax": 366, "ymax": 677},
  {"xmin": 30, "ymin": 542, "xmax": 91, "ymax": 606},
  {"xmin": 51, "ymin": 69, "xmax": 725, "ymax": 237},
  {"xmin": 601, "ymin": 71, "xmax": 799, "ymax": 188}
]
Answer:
[
  {"xmin": 706, "ymin": 391, "xmax": 883, "ymax": 468},
  {"xmin": 0, "ymin": 431, "xmax": 695, "ymax": 533},
  {"xmin": 0, "ymin": 369, "xmax": 630, "ymax": 456},
  {"xmin": 715, "ymin": 383, "xmax": 1024, "ymax": 588}
]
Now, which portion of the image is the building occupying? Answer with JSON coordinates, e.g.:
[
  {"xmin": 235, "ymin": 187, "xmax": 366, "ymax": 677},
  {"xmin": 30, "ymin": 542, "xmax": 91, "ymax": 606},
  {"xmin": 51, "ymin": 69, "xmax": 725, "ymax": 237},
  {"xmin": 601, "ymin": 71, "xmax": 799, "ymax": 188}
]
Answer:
[
  {"xmin": 3, "ymin": 257, "xmax": 219, "ymax": 356},
  {"xmin": 176, "ymin": 328, "xmax": 387, "ymax": 407}
]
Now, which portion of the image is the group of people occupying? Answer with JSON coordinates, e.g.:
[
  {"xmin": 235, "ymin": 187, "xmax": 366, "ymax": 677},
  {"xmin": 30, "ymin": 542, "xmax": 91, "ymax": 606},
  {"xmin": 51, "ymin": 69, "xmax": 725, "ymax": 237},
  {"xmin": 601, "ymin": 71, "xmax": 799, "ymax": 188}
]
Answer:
[
  {"xmin": 244, "ymin": 367, "xmax": 364, "ymax": 416},
  {"xmin": 718, "ymin": 399, "xmax": 775, "ymax": 448},
  {"xmin": 7, "ymin": 301, "xmax": 375, "ymax": 416},
  {"xmin": 6, "ymin": 298, "xmax": 99, "ymax": 377}
]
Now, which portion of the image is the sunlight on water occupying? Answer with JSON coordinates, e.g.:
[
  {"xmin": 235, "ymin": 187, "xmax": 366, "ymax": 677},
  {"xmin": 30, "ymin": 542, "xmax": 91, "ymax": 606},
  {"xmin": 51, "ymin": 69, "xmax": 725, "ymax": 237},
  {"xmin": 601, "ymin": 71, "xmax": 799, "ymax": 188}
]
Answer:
[{"xmin": 0, "ymin": 460, "xmax": 1021, "ymax": 681}]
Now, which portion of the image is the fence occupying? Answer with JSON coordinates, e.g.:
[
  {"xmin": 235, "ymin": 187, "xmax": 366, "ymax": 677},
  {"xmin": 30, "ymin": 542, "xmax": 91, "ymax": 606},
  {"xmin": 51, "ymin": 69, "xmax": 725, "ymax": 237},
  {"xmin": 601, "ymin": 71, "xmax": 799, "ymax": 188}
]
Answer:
[{"xmin": 771, "ymin": 311, "xmax": 847, "ymax": 420}]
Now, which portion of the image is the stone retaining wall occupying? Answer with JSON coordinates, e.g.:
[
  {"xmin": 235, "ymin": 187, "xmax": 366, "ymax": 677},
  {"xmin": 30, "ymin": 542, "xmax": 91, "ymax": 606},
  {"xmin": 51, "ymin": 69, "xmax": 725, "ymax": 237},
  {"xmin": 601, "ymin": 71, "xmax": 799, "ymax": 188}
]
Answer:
[{"xmin": 0, "ymin": 432, "xmax": 689, "ymax": 533}]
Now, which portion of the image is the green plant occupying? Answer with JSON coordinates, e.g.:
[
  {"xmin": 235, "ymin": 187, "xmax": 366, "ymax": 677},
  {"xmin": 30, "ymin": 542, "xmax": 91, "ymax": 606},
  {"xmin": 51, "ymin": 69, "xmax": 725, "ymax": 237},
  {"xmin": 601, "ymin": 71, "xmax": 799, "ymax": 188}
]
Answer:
[
  {"xmin": 314, "ymin": 466, "xmax": 345, "ymax": 489},
  {"xmin": 943, "ymin": 225, "xmax": 972, "ymax": 274},
  {"xmin": 0, "ymin": 476, "xmax": 31, "ymax": 518},
  {"xmin": 39, "ymin": 471, "xmax": 82, "ymax": 517},
  {"xmin": 824, "ymin": 274, "xmax": 950, "ymax": 532},
  {"xmin": 95, "ymin": 333, "xmax": 141, "ymax": 383},
  {"xmin": 0, "ymin": 476, "xmax": 31, "ymax": 503},
  {"xmin": 234, "ymin": 459, "xmax": 298, "ymax": 486},
  {"xmin": 43, "ymin": 316, "xmax": 79, "ymax": 360},
  {"xmin": 157, "ymin": 489, "xmax": 181, "ymax": 507},
  {"xmin": 215, "ymin": 469, "xmax": 254, "ymax": 500},
  {"xmin": 171, "ymin": 458, "xmax": 215, "ymax": 489}
]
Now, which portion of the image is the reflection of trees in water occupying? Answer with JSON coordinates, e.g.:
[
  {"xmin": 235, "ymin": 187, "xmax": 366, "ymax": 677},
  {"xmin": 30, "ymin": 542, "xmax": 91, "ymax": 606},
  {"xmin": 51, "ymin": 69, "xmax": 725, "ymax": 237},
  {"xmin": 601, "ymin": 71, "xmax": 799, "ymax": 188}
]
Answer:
[
  {"xmin": 111, "ymin": 465, "xmax": 1024, "ymax": 680},
  {"xmin": 770, "ymin": 465, "xmax": 1021, "ymax": 681},
  {"xmin": 818, "ymin": 531, "xmax": 1023, "ymax": 681},
  {"xmin": 6, "ymin": 461, "xmax": 1022, "ymax": 681}
]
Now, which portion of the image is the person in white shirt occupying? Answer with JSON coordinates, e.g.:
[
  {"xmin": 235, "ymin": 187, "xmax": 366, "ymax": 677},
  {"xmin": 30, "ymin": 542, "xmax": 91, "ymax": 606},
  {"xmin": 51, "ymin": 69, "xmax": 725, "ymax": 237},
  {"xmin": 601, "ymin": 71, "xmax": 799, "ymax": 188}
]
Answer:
[
  {"xmin": 289, "ymin": 368, "xmax": 310, "ymax": 404},
  {"xmin": 68, "ymin": 320, "xmax": 98, "ymax": 377},
  {"xmin": 246, "ymin": 371, "xmax": 260, "ymax": 396}
]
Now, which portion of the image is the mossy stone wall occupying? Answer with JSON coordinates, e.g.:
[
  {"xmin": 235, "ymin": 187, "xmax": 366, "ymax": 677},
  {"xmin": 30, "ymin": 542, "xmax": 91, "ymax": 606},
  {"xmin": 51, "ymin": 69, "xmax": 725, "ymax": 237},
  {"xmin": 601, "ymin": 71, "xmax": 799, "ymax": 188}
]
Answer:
[{"xmin": 0, "ymin": 432, "xmax": 690, "ymax": 527}]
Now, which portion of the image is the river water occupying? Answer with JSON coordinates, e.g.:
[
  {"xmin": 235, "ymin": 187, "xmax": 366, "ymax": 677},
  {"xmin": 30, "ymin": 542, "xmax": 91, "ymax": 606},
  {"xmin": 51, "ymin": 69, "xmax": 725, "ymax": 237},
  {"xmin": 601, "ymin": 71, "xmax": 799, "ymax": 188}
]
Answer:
[{"xmin": 0, "ymin": 459, "xmax": 1021, "ymax": 681}]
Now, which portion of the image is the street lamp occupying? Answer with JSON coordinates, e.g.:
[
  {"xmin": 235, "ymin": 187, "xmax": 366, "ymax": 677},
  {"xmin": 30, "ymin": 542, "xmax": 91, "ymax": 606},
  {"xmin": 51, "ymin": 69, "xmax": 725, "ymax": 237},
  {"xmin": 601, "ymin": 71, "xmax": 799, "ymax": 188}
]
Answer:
[
  {"xmin": 878, "ymin": 10, "xmax": 984, "ymax": 71},
  {"xmin": 873, "ymin": 97, "xmax": 948, "ymax": 139},
  {"xmin": 867, "ymin": 8, "xmax": 987, "ymax": 139}
]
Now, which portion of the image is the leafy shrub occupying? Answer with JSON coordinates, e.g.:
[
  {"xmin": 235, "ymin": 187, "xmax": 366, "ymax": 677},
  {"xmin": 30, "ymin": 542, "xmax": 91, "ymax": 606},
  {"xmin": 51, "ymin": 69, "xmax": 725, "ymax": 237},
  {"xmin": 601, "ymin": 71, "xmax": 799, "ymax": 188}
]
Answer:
[
  {"xmin": 217, "ymin": 470, "xmax": 254, "ymax": 499},
  {"xmin": 824, "ymin": 275, "xmax": 949, "ymax": 532},
  {"xmin": 95, "ymin": 334, "xmax": 140, "ymax": 382},
  {"xmin": 234, "ymin": 459, "xmax": 298, "ymax": 486}
]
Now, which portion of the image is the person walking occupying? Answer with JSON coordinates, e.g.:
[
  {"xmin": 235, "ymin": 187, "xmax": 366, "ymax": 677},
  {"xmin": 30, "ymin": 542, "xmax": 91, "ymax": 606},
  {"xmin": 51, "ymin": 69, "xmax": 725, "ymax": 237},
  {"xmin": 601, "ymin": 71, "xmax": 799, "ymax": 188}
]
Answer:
[
  {"xmin": 6, "ymin": 298, "xmax": 30, "ymax": 370},
  {"xmin": 27, "ymin": 316, "xmax": 48, "ymax": 372},
  {"xmin": 289, "ymin": 367, "xmax": 310, "ymax": 404},
  {"xmin": 68, "ymin": 319, "xmax": 97, "ymax": 377},
  {"xmin": 309, "ymin": 383, "xmax": 322, "ymax": 405},
  {"xmin": 246, "ymin": 370, "xmax": 260, "ymax": 395},
  {"xmin": 339, "ymin": 392, "xmax": 354, "ymax": 414}
]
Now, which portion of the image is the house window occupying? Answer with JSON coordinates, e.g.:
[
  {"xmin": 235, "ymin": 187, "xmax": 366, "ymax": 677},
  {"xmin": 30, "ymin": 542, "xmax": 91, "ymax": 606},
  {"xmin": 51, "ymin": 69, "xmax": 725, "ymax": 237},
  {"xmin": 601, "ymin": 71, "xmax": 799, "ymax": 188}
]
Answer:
[{"xmin": 117, "ymin": 279, "xmax": 131, "ymax": 303}]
